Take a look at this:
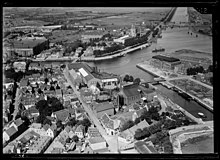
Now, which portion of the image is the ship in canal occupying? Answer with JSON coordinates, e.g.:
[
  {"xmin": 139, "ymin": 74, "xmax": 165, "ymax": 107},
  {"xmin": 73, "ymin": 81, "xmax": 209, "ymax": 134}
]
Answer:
[
  {"xmin": 178, "ymin": 90, "xmax": 192, "ymax": 101},
  {"xmin": 152, "ymin": 47, "xmax": 165, "ymax": 53}
]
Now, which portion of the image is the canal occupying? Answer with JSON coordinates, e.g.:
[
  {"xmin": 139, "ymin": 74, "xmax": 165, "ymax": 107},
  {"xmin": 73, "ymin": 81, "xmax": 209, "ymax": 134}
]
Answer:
[
  {"xmin": 155, "ymin": 84, "xmax": 213, "ymax": 121},
  {"xmin": 30, "ymin": 7, "xmax": 213, "ymax": 121}
]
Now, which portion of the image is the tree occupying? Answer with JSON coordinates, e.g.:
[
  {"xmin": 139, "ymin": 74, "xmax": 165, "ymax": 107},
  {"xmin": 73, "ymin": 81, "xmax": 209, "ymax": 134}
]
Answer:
[
  {"xmin": 66, "ymin": 137, "xmax": 71, "ymax": 143},
  {"xmin": 44, "ymin": 78, "xmax": 49, "ymax": 84},
  {"xmin": 80, "ymin": 118, "xmax": 91, "ymax": 129},
  {"xmin": 67, "ymin": 118, "xmax": 78, "ymax": 127},
  {"xmin": 143, "ymin": 127, "xmax": 151, "ymax": 137},
  {"xmin": 123, "ymin": 74, "xmax": 130, "ymax": 82},
  {"xmin": 56, "ymin": 120, "xmax": 63, "ymax": 129},
  {"xmin": 36, "ymin": 100, "xmax": 47, "ymax": 112},
  {"xmin": 129, "ymin": 75, "xmax": 134, "ymax": 82},
  {"xmin": 134, "ymin": 78, "xmax": 141, "ymax": 85},
  {"xmin": 72, "ymin": 135, "xmax": 79, "ymax": 142},
  {"xmin": 134, "ymin": 129, "xmax": 144, "ymax": 140},
  {"xmin": 120, "ymin": 120, "xmax": 135, "ymax": 132}
]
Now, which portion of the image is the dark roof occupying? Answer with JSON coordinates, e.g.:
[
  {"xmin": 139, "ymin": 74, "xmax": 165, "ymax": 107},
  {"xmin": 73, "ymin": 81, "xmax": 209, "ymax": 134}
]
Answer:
[
  {"xmin": 92, "ymin": 72, "xmax": 119, "ymax": 80},
  {"xmin": 11, "ymin": 38, "xmax": 48, "ymax": 49},
  {"xmin": 92, "ymin": 102, "xmax": 115, "ymax": 112},
  {"xmin": 152, "ymin": 55, "xmax": 180, "ymax": 63},
  {"xmin": 122, "ymin": 83, "xmax": 140, "ymax": 98},
  {"xmin": 5, "ymin": 126, "xmax": 17, "ymax": 137},
  {"xmin": 68, "ymin": 62, "xmax": 93, "ymax": 73}
]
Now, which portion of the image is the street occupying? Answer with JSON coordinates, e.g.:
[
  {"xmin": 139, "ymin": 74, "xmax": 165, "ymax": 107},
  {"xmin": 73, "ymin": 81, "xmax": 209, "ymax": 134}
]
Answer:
[{"xmin": 63, "ymin": 67, "xmax": 120, "ymax": 153}]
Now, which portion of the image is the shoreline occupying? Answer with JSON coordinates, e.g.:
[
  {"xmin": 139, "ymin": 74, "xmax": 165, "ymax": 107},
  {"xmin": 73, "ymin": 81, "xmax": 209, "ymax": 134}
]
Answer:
[{"xmin": 80, "ymin": 43, "xmax": 150, "ymax": 62}]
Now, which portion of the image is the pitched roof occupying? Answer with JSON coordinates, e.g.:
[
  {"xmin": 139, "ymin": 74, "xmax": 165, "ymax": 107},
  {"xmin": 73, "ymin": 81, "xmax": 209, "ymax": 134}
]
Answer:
[
  {"xmin": 93, "ymin": 147, "xmax": 109, "ymax": 153},
  {"xmin": 122, "ymin": 83, "xmax": 141, "ymax": 98},
  {"xmin": 49, "ymin": 124, "xmax": 57, "ymax": 132},
  {"xmin": 43, "ymin": 124, "xmax": 50, "ymax": 131},
  {"xmin": 88, "ymin": 137, "xmax": 106, "ymax": 144},
  {"xmin": 88, "ymin": 127, "xmax": 102, "ymax": 138},
  {"xmin": 92, "ymin": 102, "xmax": 115, "ymax": 112},
  {"xmin": 5, "ymin": 126, "xmax": 17, "ymax": 137},
  {"xmin": 53, "ymin": 109, "xmax": 69, "ymax": 122},
  {"xmin": 20, "ymin": 78, "xmax": 29, "ymax": 87},
  {"xmin": 14, "ymin": 118, "xmax": 23, "ymax": 127},
  {"xmin": 100, "ymin": 113, "xmax": 115, "ymax": 130},
  {"xmin": 75, "ymin": 125, "xmax": 85, "ymax": 133},
  {"xmin": 134, "ymin": 141, "xmax": 157, "ymax": 153}
]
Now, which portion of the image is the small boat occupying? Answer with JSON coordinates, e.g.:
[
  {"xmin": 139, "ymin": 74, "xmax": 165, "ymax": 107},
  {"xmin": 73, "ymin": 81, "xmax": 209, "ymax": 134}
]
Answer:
[
  {"xmin": 152, "ymin": 47, "xmax": 165, "ymax": 53},
  {"xmin": 198, "ymin": 112, "xmax": 206, "ymax": 118}
]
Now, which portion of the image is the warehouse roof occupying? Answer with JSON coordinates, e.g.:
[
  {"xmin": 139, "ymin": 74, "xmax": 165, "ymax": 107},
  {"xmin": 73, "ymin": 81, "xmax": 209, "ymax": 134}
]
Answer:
[
  {"xmin": 10, "ymin": 37, "xmax": 47, "ymax": 49},
  {"xmin": 152, "ymin": 55, "xmax": 180, "ymax": 63}
]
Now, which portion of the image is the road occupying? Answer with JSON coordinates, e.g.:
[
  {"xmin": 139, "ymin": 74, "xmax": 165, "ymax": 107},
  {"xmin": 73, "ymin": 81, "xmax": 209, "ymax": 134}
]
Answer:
[
  {"xmin": 12, "ymin": 87, "xmax": 21, "ymax": 121},
  {"xmin": 63, "ymin": 67, "xmax": 120, "ymax": 153}
]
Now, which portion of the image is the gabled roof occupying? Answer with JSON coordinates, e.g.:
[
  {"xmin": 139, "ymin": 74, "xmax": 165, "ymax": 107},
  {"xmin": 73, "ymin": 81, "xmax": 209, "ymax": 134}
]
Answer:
[
  {"xmin": 122, "ymin": 83, "xmax": 141, "ymax": 98},
  {"xmin": 5, "ymin": 126, "xmax": 17, "ymax": 137},
  {"xmin": 75, "ymin": 125, "xmax": 85, "ymax": 133},
  {"xmin": 49, "ymin": 124, "xmax": 57, "ymax": 133},
  {"xmin": 134, "ymin": 141, "xmax": 157, "ymax": 153},
  {"xmin": 52, "ymin": 109, "xmax": 70, "ymax": 122},
  {"xmin": 135, "ymin": 108, "xmax": 147, "ymax": 117},
  {"xmin": 88, "ymin": 137, "xmax": 106, "ymax": 144},
  {"xmin": 14, "ymin": 118, "xmax": 23, "ymax": 127},
  {"xmin": 43, "ymin": 124, "xmax": 50, "ymax": 131},
  {"xmin": 88, "ymin": 127, "xmax": 101, "ymax": 138},
  {"xmin": 92, "ymin": 102, "xmax": 115, "ymax": 112},
  {"xmin": 100, "ymin": 113, "xmax": 114, "ymax": 130}
]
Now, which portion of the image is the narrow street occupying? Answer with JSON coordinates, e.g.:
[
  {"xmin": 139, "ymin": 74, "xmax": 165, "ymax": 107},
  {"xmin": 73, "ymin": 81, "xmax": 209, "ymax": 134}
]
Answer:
[
  {"xmin": 12, "ymin": 87, "xmax": 21, "ymax": 121},
  {"xmin": 63, "ymin": 67, "xmax": 119, "ymax": 153}
]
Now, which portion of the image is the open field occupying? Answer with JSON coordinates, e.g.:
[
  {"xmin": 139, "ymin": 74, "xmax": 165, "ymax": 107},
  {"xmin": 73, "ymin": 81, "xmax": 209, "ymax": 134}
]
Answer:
[
  {"xmin": 82, "ymin": 8, "xmax": 171, "ymax": 29},
  {"xmin": 181, "ymin": 133, "xmax": 214, "ymax": 154},
  {"xmin": 169, "ymin": 78, "xmax": 213, "ymax": 100}
]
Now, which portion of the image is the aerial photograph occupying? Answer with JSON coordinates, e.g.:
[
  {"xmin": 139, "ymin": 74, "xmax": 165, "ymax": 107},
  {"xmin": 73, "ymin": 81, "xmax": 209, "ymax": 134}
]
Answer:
[{"xmin": 3, "ymin": 7, "xmax": 214, "ymax": 154}]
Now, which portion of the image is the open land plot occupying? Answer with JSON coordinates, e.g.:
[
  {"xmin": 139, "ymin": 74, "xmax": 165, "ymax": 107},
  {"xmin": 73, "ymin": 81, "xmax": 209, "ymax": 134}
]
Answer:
[
  {"xmin": 81, "ymin": 8, "xmax": 171, "ymax": 29},
  {"xmin": 169, "ymin": 79, "xmax": 213, "ymax": 99},
  {"xmin": 49, "ymin": 30, "xmax": 82, "ymax": 43}
]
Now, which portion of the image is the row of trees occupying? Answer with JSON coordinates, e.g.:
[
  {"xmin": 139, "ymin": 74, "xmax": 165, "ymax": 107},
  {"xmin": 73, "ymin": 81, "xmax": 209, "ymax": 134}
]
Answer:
[
  {"xmin": 134, "ymin": 111, "xmax": 192, "ymax": 141},
  {"xmin": 186, "ymin": 66, "xmax": 205, "ymax": 75},
  {"xmin": 66, "ymin": 117, "xmax": 91, "ymax": 132},
  {"xmin": 120, "ymin": 106, "xmax": 161, "ymax": 132},
  {"xmin": 94, "ymin": 43, "xmax": 124, "ymax": 57}
]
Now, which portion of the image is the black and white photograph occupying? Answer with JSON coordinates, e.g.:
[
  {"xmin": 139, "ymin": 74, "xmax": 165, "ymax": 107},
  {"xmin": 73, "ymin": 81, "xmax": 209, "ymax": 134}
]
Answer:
[{"xmin": 2, "ymin": 6, "xmax": 215, "ymax": 156}]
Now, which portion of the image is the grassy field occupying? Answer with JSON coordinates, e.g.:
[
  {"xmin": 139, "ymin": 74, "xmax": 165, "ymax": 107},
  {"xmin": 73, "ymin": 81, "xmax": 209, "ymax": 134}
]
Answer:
[
  {"xmin": 81, "ymin": 8, "xmax": 171, "ymax": 29},
  {"xmin": 181, "ymin": 133, "xmax": 214, "ymax": 154}
]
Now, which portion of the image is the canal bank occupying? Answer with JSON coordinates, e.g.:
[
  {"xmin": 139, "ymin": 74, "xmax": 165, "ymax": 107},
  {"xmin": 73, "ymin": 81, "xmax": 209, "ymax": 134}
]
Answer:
[{"xmin": 155, "ymin": 84, "xmax": 213, "ymax": 121}]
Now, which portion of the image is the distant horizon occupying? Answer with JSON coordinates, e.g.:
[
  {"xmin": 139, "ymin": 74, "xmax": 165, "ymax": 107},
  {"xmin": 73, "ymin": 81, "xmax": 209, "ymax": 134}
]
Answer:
[{"xmin": 4, "ymin": 7, "xmax": 172, "ymax": 13}]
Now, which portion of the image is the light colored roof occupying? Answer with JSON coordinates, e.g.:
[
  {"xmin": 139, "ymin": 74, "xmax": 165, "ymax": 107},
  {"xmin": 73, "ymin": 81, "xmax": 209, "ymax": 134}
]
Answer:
[
  {"xmin": 5, "ymin": 126, "xmax": 17, "ymax": 137},
  {"xmin": 79, "ymin": 68, "xmax": 88, "ymax": 77},
  {"xmin": 88, "ymin": 137, "xmax": 106, "ymax": 144}
]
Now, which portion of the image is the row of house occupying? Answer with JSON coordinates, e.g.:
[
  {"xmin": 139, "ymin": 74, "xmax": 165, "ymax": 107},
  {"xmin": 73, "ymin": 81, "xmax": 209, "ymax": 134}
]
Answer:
[{"xmin": 3, "ymin": 118, "xmax": 27, "ymax": 145}]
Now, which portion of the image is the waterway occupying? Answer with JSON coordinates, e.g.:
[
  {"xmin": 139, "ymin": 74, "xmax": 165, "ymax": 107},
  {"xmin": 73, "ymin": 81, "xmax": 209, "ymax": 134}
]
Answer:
[
  {"xmin": 30, "ymin": 7, "xmax": 213, "ymax": 121},
  {"xmin": 155, "ymin": 84, "xmax": 213, "ymax": 121}
]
